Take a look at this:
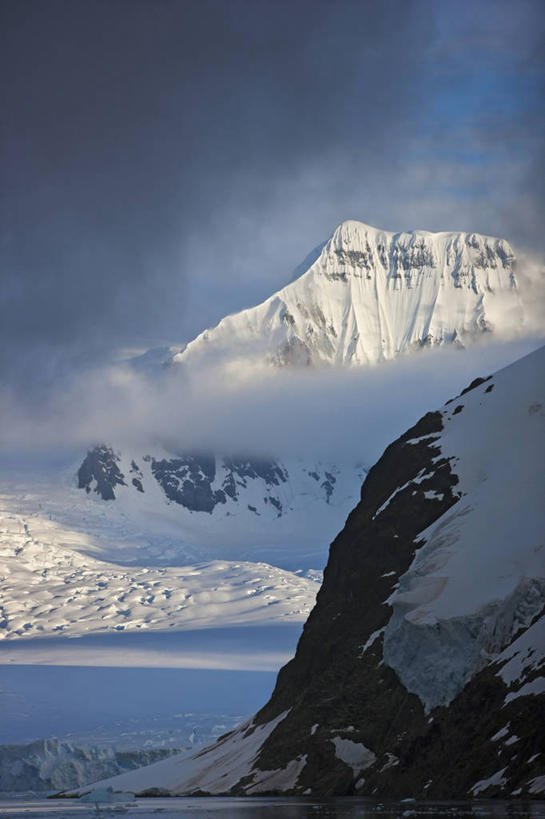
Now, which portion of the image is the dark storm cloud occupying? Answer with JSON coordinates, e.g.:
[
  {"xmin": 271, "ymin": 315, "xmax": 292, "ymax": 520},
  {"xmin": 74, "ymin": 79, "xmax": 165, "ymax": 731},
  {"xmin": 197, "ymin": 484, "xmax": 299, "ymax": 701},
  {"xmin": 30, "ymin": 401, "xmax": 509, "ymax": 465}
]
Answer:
[{"xmin": 1, "ymin": 0, "xmax": 544, "ymax": 398}]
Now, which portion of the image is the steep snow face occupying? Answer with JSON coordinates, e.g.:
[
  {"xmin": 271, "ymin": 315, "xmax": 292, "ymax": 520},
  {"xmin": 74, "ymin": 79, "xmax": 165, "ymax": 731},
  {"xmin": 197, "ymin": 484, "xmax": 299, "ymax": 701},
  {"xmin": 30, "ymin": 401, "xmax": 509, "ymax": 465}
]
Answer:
[
  {"xmin": 172, "ymin": 220, "xmax": 521, "ymax": 371},
  {"xmin": 383, "ymin": 347, "xmax": 545, "ymax": 709}
]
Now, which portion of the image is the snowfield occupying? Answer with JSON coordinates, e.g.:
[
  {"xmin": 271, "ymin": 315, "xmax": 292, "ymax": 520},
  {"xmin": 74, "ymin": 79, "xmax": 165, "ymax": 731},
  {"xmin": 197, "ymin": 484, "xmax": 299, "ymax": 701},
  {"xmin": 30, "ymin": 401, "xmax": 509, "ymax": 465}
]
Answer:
[{"xmin": 0, "ymin": 504, "xmax": 321, "ymax": 642}]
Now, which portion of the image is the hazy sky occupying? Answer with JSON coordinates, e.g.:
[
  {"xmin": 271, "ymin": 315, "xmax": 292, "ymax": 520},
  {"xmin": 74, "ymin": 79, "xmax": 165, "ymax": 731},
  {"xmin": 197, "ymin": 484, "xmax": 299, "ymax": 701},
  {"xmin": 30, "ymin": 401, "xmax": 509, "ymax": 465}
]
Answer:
[{"xmin": 1, "ymin": 0, "xmax": 544, "ymax": 396}]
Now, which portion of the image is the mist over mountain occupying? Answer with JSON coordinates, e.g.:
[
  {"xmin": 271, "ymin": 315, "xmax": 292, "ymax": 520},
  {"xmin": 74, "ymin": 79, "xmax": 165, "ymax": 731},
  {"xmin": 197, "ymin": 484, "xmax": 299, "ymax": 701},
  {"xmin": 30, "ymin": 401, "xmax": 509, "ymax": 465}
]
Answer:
[
  {"xmin": 172, "ymin": 220, "xmax": 523, "ymax": 371},
  {"xmin": 53, "ymin": 219, "xmax": 536, "ymax": 560},
  {"xmin": 1, "ymin": 220, "xmax": 541, "ymax": 461}
]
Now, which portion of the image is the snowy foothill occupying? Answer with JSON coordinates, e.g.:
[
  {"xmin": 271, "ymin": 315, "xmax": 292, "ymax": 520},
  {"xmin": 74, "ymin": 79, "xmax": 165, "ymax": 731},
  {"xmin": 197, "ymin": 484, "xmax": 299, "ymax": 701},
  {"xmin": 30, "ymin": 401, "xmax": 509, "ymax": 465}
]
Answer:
[{"xmin": 66, "ymin": 711, "xmax": 293, "ymax": 797}]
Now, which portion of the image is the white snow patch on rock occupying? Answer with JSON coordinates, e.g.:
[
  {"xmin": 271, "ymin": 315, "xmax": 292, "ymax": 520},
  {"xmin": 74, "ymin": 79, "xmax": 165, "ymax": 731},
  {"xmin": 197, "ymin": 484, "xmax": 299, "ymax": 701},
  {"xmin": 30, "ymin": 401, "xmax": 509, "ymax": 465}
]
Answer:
[
  {"xmin": 359, "ymin": 627, "xmax": 386, "ymax": 657},
  {"xmin": 470, "ymin": 767, "xmax": 508, "ymax": 795},
  {"xmin": 497, "ymin": 615, "xmax": 545, "ymax": 686},
  {"xmin": 504, "ymin": 734, "xmax": 519, "ymax": 746},
  {"xmin": 528, "ymin": 775, "xmax": 545, "ymax": 794},
  {"xmin": 246, "ymin": 754, "xmax": 307, "ymax": 793},
  {"xmin": 379, "ymin": 753, "xmax": 399, "ymax": 772},
  {"xmin": 504, "ymin": 677, "xmax": 545, "ymax": 705},
  {"xmin": 331, "ymin": 737, "xmax": 376, "ymax": 775}
]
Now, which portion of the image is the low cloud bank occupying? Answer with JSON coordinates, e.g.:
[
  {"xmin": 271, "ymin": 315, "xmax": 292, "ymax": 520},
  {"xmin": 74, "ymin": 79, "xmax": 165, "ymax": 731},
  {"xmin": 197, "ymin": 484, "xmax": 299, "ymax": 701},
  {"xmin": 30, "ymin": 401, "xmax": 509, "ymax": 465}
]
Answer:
[{"xmin": 2, "ymin": 333, "xmax": 543, "ymax": 470}]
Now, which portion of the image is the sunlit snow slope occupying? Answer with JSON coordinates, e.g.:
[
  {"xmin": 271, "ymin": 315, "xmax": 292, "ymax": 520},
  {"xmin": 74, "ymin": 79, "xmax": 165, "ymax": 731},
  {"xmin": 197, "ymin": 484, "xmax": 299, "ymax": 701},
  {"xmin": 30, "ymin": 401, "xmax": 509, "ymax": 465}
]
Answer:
[
  {"xmin": 172, "ymin": 220, "xmax": 522, "ymax": 370},
  {"xmin": 0, "ymin": 491, "xmax": 321, "ymax": 642}
]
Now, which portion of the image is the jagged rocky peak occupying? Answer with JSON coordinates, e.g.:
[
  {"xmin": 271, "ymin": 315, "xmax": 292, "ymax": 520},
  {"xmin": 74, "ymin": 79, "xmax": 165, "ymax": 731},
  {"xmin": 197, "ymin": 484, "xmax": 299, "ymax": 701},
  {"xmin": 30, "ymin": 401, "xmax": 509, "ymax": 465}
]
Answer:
[
  {"xmin": 78, "ymin": 445, "xmax": 126, "ymax": 501},
  {"xmin": 172, "ymin": 220, "xmax": 522, "ymax": 370},
  {"xmin": 76, "ymin": 346, "xmax": 545, "ymax": 799},
  {"xmin": 76, "ymin": 445, "xmax": 349, "ymax": 520}
]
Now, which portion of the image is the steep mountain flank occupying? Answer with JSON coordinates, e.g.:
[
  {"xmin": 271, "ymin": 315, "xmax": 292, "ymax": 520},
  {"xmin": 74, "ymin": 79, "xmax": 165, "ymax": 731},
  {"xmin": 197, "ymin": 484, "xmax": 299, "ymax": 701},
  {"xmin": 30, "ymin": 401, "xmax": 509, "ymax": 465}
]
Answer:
[
  {"xmin": 73, "ymin": 346, "xmax": 545, "ymax": 799},
  {"xmin": 171, "ymin": 220, "xmax": 523, "ymax": 371}
]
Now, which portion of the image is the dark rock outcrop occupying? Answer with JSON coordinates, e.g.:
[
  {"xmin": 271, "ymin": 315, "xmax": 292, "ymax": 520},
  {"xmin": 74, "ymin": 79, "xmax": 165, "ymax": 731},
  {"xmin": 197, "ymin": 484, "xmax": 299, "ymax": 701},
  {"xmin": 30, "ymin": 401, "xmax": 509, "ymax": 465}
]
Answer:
[
  {"xmin": 77, "ymin": 445, "xmax": 126, "ymax": 500},
  {"xmin": 78, "ymin": 447, "xmax": 290, "ymax": 515}
]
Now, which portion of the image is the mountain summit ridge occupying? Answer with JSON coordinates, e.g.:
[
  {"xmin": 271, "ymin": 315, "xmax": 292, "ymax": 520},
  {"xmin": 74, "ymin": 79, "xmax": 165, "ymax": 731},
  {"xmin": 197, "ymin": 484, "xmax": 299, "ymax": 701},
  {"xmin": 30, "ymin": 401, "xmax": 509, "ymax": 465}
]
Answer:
[{"xmin": 172, "ymin": 220, "xmax": 521, "ymax": 370}]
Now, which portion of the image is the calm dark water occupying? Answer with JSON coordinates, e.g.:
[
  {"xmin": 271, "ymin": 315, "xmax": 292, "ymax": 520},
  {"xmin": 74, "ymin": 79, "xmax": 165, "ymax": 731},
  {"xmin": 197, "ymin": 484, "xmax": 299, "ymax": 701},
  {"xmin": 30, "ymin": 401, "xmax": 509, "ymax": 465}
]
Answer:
[{"xmin": 0, "ymin": 796, "xmax": 544, "ymax": 818}]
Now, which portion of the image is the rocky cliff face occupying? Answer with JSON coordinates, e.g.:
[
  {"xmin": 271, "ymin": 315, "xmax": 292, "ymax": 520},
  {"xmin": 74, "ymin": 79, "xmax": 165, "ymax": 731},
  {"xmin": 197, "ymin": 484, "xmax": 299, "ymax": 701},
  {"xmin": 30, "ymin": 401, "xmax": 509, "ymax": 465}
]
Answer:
[
  {"xmin": 73, "ymin": 346, "xmax": 545, "ymax": 799},
  {"xmin": 171, "ymin": 220, "xmax": 523, "ymax": 371}
]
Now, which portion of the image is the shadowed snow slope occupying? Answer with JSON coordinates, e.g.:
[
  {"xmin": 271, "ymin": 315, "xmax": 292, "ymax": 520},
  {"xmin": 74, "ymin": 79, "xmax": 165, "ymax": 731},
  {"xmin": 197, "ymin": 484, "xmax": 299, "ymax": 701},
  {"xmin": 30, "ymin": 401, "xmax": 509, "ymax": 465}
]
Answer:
[
  {"xmin": 72, "ymin": 346, "xmax": 544, "ymax": 799},
  {"xmin": 171, "ymin": 220, "xmax": 523, "ymax": 371}
]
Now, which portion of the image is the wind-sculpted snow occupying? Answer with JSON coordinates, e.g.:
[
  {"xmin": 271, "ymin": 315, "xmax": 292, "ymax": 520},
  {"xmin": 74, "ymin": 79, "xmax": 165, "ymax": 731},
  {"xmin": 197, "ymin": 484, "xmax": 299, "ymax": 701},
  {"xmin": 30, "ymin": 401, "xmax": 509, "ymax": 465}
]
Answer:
[
  {"xmin": 0, "ymin": 450, "xmax": 361, "ymax": 643},
  {"xmin": 0, "ymin": 508, "xmax": 320, "ymax": 640},
  {"xmin": 171, "ymin": 220, "xmax": 523, "ymax": 372}
]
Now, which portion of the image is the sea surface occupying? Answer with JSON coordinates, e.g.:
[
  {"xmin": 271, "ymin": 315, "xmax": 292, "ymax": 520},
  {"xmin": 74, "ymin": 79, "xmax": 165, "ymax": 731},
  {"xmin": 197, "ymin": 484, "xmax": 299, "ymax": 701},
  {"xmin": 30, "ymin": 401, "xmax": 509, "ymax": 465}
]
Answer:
[{"xmin": 0, "ymin": 795, "xmax": 544, "ymax": 818}]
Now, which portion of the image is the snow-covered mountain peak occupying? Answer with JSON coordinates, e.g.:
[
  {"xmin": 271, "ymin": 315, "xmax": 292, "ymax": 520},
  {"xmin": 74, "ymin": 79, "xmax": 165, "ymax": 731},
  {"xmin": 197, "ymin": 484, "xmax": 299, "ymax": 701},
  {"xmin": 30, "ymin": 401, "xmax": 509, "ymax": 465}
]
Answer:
[
  {"xmin": 316, "ymin": 219, "xmax": 516, "ymax": 289},
  {"xmin": 172, "ymin": 220, "xmax": 522, "ymax": 370},
  {"xmin": 329, "ymin": 218, "xmax": 385, "ymax": 241}
]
